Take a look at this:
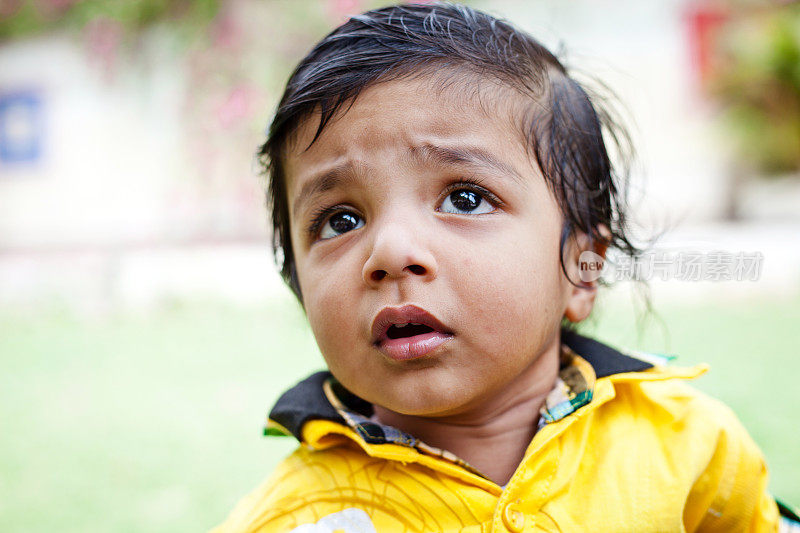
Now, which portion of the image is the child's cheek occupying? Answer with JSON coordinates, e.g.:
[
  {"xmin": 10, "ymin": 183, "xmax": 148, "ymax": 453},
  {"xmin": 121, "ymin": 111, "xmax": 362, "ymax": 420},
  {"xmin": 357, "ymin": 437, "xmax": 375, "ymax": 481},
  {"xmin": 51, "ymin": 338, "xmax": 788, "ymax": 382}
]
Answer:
[
  {"xmin": 458, "ymin": 243, "xmax": 561, "ymax": 347},
  {"xmin": 303, "ymin": 274, "xmax": 365, "ymax": 355}
]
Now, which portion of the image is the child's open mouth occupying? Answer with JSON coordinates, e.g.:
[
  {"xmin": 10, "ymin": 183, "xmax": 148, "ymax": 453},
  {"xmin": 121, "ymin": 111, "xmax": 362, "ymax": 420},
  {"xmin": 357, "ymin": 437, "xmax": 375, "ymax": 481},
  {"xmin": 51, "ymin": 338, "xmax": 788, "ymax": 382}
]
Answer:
[
  {"xmin": 386, "ymin": 323, "xmax": 434, "ymax": 339},
  {"xmin": 372, "ymin": 305, "xmax": 454, "ymax": 361}
]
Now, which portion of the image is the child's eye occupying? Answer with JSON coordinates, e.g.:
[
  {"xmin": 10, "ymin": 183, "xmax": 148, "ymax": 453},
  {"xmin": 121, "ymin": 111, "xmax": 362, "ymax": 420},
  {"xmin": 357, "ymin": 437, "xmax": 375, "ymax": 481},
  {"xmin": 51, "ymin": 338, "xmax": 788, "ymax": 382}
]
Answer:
[
  {"xmin": 439, "ymin": 187, "xmax": 496, "ymax": 215},
  {"xmin": 318, "ymin": 211, "xmax": 364, "ymax": 240}
]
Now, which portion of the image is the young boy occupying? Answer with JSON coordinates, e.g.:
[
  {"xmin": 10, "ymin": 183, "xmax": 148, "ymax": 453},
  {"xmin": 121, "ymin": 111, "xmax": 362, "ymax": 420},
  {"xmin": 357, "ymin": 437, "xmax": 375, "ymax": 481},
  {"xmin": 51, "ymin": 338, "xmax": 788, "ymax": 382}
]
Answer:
[{"xmin": 213, "ymin": 3, "xmax": 795, "ymax": 531}]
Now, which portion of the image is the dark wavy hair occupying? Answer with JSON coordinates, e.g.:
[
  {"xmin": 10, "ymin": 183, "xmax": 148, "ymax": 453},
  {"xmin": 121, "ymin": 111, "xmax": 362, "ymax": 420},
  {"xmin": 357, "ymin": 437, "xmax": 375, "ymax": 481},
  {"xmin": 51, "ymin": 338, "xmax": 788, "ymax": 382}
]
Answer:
[{"xmin": 259, "ymin": 2, "xmax": 646, "ymax": 307}]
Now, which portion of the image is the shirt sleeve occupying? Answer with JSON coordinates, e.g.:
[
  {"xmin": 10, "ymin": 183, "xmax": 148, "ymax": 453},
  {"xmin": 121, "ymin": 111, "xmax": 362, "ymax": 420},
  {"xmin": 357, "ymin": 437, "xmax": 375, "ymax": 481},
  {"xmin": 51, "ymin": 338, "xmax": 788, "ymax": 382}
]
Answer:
[{"xmin": 683, "ymin": 397, "xmax": 779, "ymax": 532}]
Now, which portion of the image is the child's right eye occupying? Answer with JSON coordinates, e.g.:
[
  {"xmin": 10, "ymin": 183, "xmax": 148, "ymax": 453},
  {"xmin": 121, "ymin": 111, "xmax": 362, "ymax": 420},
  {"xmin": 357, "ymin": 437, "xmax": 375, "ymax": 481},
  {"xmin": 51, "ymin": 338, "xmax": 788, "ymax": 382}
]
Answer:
[{"xmin": 318, "ymin": 211, "xmax": 364, "ymax": 240}]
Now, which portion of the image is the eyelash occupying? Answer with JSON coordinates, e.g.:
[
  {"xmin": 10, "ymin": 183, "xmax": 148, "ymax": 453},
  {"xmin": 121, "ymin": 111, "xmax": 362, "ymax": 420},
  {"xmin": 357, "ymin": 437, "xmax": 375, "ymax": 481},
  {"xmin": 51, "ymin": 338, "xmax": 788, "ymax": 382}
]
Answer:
[
  {"xmin": 305, "ymin": 177, "xmax": 503, "ymax": 239},
  {"xmin": 306, "ymin": 204, "xmax": 348, "ymax": 238},
  {"xmin": 440, "ymin": 176, "xmax": 502, "ymax": 210}
]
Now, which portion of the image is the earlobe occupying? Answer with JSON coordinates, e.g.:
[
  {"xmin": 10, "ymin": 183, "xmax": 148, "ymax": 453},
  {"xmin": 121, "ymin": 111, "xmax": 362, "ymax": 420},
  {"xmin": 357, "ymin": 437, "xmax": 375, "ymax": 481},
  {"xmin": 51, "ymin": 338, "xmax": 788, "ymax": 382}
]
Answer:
[{"xmin": 564, "ymin": 285, "xmax": 597, "ymax": 323}]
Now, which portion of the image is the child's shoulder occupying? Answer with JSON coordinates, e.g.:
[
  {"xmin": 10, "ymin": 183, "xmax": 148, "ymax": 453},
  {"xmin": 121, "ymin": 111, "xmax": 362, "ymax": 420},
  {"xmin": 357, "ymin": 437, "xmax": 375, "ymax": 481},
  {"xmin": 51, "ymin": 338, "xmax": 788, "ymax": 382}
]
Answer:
[
  {"xmin": 560, "ymin": 346, "xmax": 780, "ymax": 530},
  {"xmin": 598, "ymin": 348, "xmax": 752, "ymax": 444},
  {"xmin": 602, "ymin": 350, "xmax": 738, "ymax": 428},
  {"xmin": 560, "ymin": 329, "xmax": 736, "ymax": 431}
]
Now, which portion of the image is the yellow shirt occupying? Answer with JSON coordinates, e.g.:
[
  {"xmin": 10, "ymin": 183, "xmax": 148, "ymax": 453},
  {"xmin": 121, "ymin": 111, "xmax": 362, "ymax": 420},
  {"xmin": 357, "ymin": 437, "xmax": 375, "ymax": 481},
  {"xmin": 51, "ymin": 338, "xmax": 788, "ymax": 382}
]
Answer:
[{"xmin": 213, "ymin": 332, "xmax": 781, "ymax": 532}]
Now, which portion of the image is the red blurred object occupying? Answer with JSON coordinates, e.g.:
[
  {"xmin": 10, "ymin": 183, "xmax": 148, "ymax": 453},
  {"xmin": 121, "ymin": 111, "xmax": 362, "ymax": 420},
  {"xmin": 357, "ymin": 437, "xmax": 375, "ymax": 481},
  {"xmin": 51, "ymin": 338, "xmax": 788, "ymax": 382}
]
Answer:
[{"xmin": 684, "ymin": 0, "xmax": 729, "ymax": 87}]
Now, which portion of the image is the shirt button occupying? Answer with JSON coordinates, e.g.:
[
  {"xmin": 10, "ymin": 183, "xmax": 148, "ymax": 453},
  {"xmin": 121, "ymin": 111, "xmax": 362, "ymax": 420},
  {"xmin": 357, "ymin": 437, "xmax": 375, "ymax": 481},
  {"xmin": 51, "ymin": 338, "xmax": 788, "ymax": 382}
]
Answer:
[{"xmin": 502, "ymin": 503, "xmax": 525, "ymax": 532}]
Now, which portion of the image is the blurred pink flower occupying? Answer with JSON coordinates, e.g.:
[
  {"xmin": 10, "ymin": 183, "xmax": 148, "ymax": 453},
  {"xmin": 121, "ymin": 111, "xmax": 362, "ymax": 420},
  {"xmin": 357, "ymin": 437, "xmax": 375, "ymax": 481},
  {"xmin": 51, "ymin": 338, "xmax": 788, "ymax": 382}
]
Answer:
[
  {"xmin": 215, "ymin": 86, "xmax": 256, "ymax": 129},
  {"xmin": 0, "ymin": 0, "xmax": 23, "ymax": 18},
  {"xmin": 326, "ymin": 0, "xmax": 363, "ymax": 24},
  {"xmin": 210, "ymin": 11, "xmax": 243, "ymax": 50},
  {"xmin": 35, "ymin": 0, "xmax": 80, "ymax": 19},
  {"xmin": 84, "ymin": 18, "xmax": 123, "ymax": 80}
]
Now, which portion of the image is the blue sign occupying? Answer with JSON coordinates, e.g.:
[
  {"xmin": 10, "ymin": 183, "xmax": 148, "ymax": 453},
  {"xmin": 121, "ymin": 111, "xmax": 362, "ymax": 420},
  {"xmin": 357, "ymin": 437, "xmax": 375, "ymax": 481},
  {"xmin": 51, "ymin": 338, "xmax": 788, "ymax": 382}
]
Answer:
[{"xmin": 0, "ymin": 90, "xmax": 44, "ymax": 164}]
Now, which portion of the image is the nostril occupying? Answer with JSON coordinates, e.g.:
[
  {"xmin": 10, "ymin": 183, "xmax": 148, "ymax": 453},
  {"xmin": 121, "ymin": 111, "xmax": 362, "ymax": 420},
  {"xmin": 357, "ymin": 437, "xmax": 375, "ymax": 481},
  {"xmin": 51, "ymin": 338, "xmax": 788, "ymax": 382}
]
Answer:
[
  {"xmin": 367, "ymin": 265, "xmax": 428, "ymax": 283},
  {"xmin": 406, "ymin": 264, "xmax": 426, "ymax": 275}
]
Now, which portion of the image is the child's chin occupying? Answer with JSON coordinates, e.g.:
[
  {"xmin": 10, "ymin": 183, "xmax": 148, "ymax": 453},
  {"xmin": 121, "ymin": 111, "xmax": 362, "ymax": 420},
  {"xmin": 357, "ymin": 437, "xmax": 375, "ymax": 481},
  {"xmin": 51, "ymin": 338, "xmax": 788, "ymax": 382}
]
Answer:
[{"xmin": 378, "ymin": 393, "xmax": 474, "ymax": 418}]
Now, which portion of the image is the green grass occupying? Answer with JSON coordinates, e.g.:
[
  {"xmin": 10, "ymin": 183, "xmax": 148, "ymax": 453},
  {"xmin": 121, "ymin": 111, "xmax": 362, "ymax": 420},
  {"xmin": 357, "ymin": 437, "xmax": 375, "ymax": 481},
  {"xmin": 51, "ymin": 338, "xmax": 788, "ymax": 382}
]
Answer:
[{"xmin": 0, "ymin": 292, "xmax": 797, "ymax": 531}]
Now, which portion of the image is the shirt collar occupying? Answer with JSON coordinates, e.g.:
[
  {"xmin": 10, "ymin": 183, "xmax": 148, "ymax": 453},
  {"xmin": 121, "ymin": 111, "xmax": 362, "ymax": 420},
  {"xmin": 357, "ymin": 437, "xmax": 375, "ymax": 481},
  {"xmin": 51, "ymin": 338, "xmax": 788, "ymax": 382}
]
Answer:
[
  {"xmin": 316, "ymin": 341, "xmax": 600, "ymax": 475},
  {"xmin": 265, "ymin": 328, "xmax": 654, "ymax": 442},
  {"xmin": 538, "ymin": 342, "xmax": 596, "ymax": 425}
]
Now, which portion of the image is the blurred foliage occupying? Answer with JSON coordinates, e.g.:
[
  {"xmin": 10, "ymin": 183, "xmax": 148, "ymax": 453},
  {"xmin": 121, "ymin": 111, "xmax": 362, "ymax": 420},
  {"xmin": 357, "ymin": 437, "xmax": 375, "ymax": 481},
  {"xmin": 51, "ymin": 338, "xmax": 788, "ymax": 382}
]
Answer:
[
  {"xmin": 709, "ymin": 2, "xmax": 800, "ymax": 175},
  {"xmin": 0, "ymin": 0, "xmax": 220, "ymax": 42}
]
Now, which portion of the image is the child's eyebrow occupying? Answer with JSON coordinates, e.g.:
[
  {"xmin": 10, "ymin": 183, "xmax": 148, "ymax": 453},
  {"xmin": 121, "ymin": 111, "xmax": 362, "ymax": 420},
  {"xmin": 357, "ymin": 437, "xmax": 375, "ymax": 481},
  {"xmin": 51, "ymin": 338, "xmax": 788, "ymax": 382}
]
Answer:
[
  {"xmin": 410, "ymin": 143, "xmax": 525, "ymax": 185},
  {"xmin": 292, "ymin": 143, "xmax": 525, "ymax": 217},
  {"xmin": 292, "ymin": 164, "xmax": 361, "ymax": 217}
]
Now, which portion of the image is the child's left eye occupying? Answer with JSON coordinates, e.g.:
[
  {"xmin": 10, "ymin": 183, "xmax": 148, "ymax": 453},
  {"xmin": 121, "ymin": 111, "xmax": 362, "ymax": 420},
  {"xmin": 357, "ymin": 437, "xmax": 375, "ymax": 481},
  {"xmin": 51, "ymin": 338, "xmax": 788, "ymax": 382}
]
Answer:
[{"xmin": 439, "ymin": 188, "xmax": 496, "ymax": 215}]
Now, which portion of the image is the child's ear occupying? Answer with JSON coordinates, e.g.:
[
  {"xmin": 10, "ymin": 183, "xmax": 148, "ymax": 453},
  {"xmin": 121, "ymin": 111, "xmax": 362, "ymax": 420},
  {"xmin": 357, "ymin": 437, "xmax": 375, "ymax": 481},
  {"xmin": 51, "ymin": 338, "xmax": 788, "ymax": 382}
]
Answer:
[{"xmin": 563, "ymin": 225, "xmax": 610, "ymax": 324}]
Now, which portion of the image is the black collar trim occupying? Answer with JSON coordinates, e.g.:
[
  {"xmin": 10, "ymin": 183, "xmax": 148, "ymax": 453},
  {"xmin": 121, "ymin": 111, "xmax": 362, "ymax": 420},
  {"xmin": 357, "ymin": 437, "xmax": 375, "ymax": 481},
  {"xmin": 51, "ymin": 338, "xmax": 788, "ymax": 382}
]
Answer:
[
  {"xmin": 560, "ymin": 329, "xmax": 653, "ymax": 379},
  {"xmin": 268, "ymin": 329, "xmax": 653, "ymax": 441}
]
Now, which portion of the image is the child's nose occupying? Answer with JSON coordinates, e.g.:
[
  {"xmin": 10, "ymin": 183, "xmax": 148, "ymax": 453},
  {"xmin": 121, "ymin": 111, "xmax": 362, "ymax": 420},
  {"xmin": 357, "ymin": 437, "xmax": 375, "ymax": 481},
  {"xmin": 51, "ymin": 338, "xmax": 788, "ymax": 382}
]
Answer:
[{"xmin": 361, "ymin": 220, "xmax": 438, "ymax": 286}]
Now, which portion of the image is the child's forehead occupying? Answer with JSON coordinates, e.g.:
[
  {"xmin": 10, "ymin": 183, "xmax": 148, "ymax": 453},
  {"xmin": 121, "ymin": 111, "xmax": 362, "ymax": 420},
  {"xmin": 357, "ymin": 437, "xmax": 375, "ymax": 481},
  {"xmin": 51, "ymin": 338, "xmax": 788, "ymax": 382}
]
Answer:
[{"xmin": 282, "ymin": 73, "xmax": 532, "ymax": 184}]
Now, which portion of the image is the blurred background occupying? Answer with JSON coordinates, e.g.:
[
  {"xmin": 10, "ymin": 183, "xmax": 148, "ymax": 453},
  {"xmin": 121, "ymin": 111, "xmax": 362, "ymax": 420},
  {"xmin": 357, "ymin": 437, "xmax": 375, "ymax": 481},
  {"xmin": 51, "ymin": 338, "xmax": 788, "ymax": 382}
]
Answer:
[{"xmin": 0, "ymin": 0, "xmax": 798, "ymax": 530}]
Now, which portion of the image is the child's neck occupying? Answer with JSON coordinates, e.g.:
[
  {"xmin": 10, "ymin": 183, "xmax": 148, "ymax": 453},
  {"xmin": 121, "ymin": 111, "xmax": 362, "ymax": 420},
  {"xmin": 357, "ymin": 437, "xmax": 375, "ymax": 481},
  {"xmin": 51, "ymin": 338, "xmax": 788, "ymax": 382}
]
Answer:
[{"xmin": 371, "ymin": 340, "xmax": 560, "ymax": 486}]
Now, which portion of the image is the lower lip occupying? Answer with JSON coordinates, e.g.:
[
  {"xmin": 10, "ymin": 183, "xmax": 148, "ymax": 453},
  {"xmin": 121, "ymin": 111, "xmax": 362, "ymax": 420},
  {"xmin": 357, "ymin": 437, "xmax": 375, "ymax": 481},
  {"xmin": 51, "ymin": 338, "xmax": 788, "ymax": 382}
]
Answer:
[{"xmin": 377, "ymin": 331, "xmax": 453, "ymax": 361}]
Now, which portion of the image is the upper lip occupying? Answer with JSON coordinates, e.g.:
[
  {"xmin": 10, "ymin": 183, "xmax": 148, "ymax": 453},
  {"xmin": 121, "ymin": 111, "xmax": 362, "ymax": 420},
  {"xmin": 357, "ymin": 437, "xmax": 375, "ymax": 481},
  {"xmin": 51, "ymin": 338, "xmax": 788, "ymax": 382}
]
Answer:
[{"xmin": 371, "ymin": 304, "xmax": 452, "ymax": 344}]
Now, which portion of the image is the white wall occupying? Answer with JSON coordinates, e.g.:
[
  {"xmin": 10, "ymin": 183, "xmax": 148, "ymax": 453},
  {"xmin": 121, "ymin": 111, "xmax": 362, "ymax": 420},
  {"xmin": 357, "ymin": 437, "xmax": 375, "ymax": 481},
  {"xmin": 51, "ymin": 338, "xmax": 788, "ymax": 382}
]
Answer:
[{"xmin": 0, "ymin": 30, "xmax": 192, "ymax": 249}]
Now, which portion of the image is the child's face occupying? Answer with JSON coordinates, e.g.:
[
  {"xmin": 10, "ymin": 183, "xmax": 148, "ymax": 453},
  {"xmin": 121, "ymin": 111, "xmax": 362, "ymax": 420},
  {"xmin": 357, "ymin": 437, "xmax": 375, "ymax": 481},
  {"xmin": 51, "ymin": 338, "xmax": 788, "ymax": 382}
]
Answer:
[{"xmin": 284, "ymin": 74, "xmax": 587, "ymax": 417}]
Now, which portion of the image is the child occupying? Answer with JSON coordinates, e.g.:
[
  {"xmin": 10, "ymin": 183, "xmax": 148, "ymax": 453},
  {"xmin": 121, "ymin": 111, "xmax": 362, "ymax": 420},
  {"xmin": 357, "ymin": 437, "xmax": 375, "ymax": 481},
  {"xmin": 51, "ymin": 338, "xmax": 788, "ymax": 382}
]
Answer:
[{"xmin": 214, "ymin": 3, "xmax": 797, "ymax": 531}]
